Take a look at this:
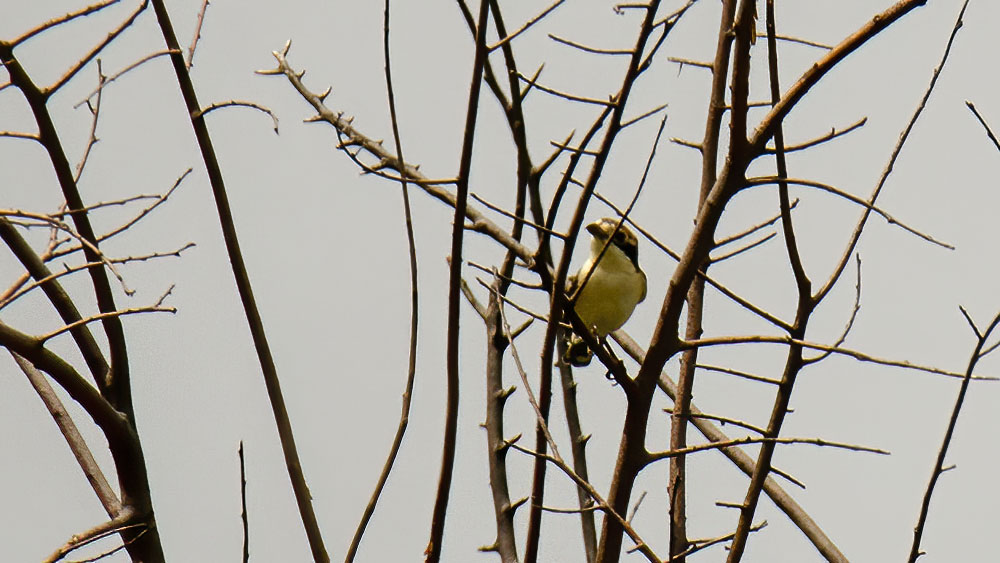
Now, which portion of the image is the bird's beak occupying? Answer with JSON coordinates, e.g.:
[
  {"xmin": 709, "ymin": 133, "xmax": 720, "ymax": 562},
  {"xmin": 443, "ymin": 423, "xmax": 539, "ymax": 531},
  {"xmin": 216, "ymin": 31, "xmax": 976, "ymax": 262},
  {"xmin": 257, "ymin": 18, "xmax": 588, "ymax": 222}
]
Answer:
[{"xmin": 586, "ymin": 221, "xmax": 607, "ymax": 239}]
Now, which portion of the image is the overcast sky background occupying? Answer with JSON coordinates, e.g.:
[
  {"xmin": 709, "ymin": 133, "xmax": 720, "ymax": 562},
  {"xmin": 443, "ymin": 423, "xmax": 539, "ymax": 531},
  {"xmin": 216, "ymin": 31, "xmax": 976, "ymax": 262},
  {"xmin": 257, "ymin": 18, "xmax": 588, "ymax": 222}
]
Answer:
[{"xmin": 2, "ymin": 0, "xmax": 1000, "ymax": 561}]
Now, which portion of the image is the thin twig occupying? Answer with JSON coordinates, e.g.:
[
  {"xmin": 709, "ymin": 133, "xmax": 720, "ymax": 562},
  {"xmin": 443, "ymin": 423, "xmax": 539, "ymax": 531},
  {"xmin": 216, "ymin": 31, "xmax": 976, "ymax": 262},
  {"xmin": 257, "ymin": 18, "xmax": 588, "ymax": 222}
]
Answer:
[
  {"xmin": 515, "ymin": 71, "xmax": 615, "ymax": 106},
  {"xmin": 346, "ymin": 1, "xmax": 421, "ymax": 557},
  {"xmin": 763, "ymin": 118, "xmax": 867, "ymax": 154},
  {"xmin": 11, "ymin": 0, "xmax": 120, "ymax": 46},
  {"xmin": 488, "ymin": 0, "xmax": 565, "ymax": 51},
  {"xmin": 908, "ymin": 306, "xmax": 999, "ymax": 562},
  {"xmin": 714, "ymin": 200, "xmax": 797, "ymax": 249},
  {"xmin": 683, "ymin": 334, "xmax": 995, "ymax": 381},
  {"xmin": 186, "ymin": 0, "xmax": 211, "ymax": 68},
  {"xmin": 44, "ymin": 0, "xmax": 150, "ymax": 95},
  {"xmin": 809, "ymin": 0, "xmax": 967, "ymax": 304},
  {"xmin": 239, "ymin": 442, "xmax": 249, "ymax": 563},
  {"xmin": 648, "ymin": 435, "xmax": 888, "ymax": 462},
  {"xmin": 193, "ymin": 100, "xmax": 279, "ymax": 134},
  {"xmin": 744, "ymin": 176, "xmax": 953, "ymax": 250},
  {"xmin": 40, "ymin": 305, "xmax": 176, "ymax": 343},
  {"xmin": 43, "ymin": 510, "xmax": 141, "ymax": 563},
  {"xmin": 548, "ymin": 34, "xmax": 632, "ymax": 55},
  {"xmin": 75, "ymin": 50, "xmax": 181, "ymax": 108},
  {"xmin": 965, "ymin": 101, "xmax": 1000, "ymax": 152},
  {"xmin": 75, "ymin": 62, "xmax": 105, "ymax": 182}
]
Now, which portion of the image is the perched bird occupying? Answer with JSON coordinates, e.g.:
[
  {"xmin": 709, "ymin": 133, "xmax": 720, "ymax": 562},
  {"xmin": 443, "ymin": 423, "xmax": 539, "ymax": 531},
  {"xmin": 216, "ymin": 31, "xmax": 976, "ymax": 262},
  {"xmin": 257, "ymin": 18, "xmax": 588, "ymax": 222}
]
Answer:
[{"xmin": 563, "ymin": 217, "xmax": 647, "ymax": 367}]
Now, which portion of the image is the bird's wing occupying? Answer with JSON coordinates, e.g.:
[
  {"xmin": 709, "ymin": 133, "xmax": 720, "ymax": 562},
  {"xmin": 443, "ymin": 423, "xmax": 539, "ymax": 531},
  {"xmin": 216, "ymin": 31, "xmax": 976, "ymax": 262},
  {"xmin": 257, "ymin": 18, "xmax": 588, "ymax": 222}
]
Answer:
[{"xmin": 566, "ymin": 270, "xmax": 580, "ymax": 299}]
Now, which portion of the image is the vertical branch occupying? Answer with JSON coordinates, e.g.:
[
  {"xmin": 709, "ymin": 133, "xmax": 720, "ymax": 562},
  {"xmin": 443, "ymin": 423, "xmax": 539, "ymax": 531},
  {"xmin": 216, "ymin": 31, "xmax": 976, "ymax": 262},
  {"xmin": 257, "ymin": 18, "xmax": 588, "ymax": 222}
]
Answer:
[
  {"xmin": 239, "ymin": 441, "xmax": 250, "ymax": 563},
  {"xmin": 668, "ymin": 2, "xmax": 737, "ymax": 559},
  {"xmin": 726, "ymin": 3, "xmax": 814, "ymax": 558},
  {"xmin": 557, "ymin": 339, "xmax": 597, "ymax": 562},
  {"xmin": 521, "ymin": 2, "xmax": 668, "ymax": 560},
  {"xmin": 907, "ymin": 309, "xmax": 1000, "ymax": 562},
  {"xmin": 765, "ymin": 0, "xmax": 808, "ymax": 290},
  {"xmin": 425, "ymin": 0, "xmax": 491, "ymax": 559},
  {"xmin": 346, "ymin": 0, "xmax": 421, "ymax": 558},
  {"xmin": 483, "ymin": 289, "xmax": 521, "ymax": 562},
  {"xmin": 147, "ymin": 2, "xmax": 329, "ymax": 561}
]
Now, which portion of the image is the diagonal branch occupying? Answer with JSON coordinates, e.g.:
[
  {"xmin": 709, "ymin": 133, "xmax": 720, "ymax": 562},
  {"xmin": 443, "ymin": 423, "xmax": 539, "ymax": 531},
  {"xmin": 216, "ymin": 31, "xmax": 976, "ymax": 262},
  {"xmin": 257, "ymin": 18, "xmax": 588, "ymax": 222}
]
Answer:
[
  {"xmin": 148, "ymin": 1, "xmax": 329, "ymax": 560},
  {"xmin": 907, "ymin": 307, "xmax": 1000, "ymax": 562},
  {"xmin": 426, "ymin": 1, "xmax": 490, "ymax": 559}
]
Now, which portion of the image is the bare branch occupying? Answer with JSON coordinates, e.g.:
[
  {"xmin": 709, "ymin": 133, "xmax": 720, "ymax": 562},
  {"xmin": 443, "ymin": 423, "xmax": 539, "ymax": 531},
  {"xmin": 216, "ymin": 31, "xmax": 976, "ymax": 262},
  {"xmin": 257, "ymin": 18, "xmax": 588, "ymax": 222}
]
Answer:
[
  {"xmin": 744, "ymin": 176, "xmax": 953, "ymax": 250},
  {"xmin": 1, "ymin": 244, "xmax": 194, "ymax": 311},
  {"xmin": 239, "ymin": 442, "xmax": 249, "ymax": 563},
  {"xmin": 149, "ymin": 3, "xmax": 329, "ymax": 558},
  {"xmin": 763, "ymin": 118, "xmax": 867, "ymax": 154},
  {"xmin": 707, "ymin": 232, "xmax": 775, "ymax": 264},
  {"xmin": 186, "ymin": 0, "xmax": 211, "ymax": 68},
  {"xmin": 43, "ymin": 510, "xmax": 143, "ymax": 563},
  {"xmin": 908, "ymin": 306, "xmax": 997, "ymax": 562},
  {"xmin": 193, "ymin": 99, "xmax": 279, "ymax": 134},
  {"xmin": 11, "ymin": 0, "xmax": 120, "ymax": 47},
  {"xmin": 754, "ymin": 32, "xmax": 832, "ymax": 50},
  {"xmin": 714, "ymin": 199, "xmax": 796, "ymax": 248},
  {"xmin": 14, "ymin": 353, "xmax": 121, "ymax": 517},
  {"xmin": 75, "ymin": 50, "xmax": 181, "ymax": 108},
  {"xmin": 668, "ymin": 56, "xmax": 713, "ymax": 70},
  {"xmin": 966, "ymin": 101, "xmax": 1000, "ymax": 153},
  {"xmin": 648, "ymin": 435, "xmax": 888, "ymax": 463},
  {"xmin": 262, "ymin": 44, "xmax": 534, "ymax": 264},
  {"xmin": 75, "ymin": 62, "xmax": 105, "ymax": 182},
  {"xmin": 488, "ymin": 0, "xmax": 565, "ymax": 51},
  {"xmin": 40, "ymin": 305, "xmax": 176, "ymax": 344},
  {"xmin": 516, "ymin": 71, "xmax": 615, "ymax": 106},
  {"xmin": 45, "ymin": 0, "xmax": 150, "ymax": 95},
  {"xmin": 804, "ymin": 255, "xmax": 862, "ymax": 364},
  {"xmin": 548, "ymin": 34, "xmax": 632, "ymax": 56},
  {"xmin": 0, "ymin": 130, "xmax": 40, "ymax": 142},
  {"xmin": 683, "ymin": 335, "xmax": 995, "ymax": 381}
]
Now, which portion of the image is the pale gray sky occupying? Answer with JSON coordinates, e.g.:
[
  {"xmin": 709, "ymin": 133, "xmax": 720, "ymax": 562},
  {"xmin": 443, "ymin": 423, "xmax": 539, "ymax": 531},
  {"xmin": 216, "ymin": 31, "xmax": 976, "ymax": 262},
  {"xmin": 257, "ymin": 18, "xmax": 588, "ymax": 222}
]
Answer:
[{"xmin": 2, "ymin": 1, "xmax": 999, "ymax": 561}]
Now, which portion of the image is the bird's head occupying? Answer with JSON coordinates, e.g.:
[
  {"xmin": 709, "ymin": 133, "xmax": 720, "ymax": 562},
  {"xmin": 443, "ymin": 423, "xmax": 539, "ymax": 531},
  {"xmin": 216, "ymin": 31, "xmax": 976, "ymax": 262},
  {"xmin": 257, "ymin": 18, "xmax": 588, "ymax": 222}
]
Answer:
[{"xmin": 586, "ymin": 217, "xmax": 640, "ymax": 268}]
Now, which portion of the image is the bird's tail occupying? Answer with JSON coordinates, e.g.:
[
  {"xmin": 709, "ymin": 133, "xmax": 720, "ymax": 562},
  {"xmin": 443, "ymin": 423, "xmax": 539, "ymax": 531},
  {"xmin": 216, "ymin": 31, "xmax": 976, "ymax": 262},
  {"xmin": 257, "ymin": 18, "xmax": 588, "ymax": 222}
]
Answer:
[{"xmin": 562, "ymin": 336, "xmax": 594, "ymax": 367}]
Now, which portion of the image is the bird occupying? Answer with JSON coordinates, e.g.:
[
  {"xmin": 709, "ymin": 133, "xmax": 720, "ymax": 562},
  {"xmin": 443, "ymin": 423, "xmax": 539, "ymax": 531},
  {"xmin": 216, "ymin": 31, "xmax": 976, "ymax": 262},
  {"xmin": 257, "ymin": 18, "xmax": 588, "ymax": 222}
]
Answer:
[{"xmin": 563, "ymin": 217, "xmax": 647, "ymax": 367}]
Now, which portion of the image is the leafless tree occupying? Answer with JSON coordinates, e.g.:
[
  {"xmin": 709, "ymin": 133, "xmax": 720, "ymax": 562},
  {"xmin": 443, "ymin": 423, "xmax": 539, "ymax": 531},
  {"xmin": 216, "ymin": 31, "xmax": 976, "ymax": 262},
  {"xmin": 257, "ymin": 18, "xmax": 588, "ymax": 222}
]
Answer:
[{"xmin": 3, "ymin": 1, "xmax": 998, "ymax": 562}]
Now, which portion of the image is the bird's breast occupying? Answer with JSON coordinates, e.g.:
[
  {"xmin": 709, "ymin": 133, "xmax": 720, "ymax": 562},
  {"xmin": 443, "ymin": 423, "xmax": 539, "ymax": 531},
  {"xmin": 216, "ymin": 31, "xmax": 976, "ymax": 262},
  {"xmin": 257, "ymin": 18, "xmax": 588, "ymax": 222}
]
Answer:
[{"xmin": 572, "ymin": 262, "xmax": 645, "ymax": 336}]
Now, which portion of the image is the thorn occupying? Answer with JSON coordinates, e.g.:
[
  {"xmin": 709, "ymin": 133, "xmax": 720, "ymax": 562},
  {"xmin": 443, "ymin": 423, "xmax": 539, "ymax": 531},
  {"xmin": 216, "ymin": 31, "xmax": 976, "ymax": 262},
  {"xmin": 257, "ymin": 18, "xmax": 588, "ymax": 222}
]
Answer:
[
  {"xmin": 477, "ymin": 543, "xmax": 499, "ymax": 553},
  {"xmin": 281, "ymin": 39, "xmax": 292, "ymax": 55},
  {"xmin": 579, "ymin": 433, "xmax": 592, "ymax": 446},
  {"xmin": 303, "ymin": 114, "xmax": 323, "ymax": 123},
  {"xmin": 508, "ymin": 497, "xmax": 529, "ymax": 514},
  {"xmin": 255, "ymin": 68, "xmax": 282, "ymax": 75},
  {"xmin": 318, "ymin": 86, "xmax": 332, "ymax": 102},
  {"xmin": 498, "ymin": 385, "xmax": 516, "ymax": 402},
  {"xmin": 498, "ymin": 433, "xmax": 522, "ymax": 455},
  {"xmin": 296, "ymin": 69, "xmax": 306, "ymax": 80}
]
